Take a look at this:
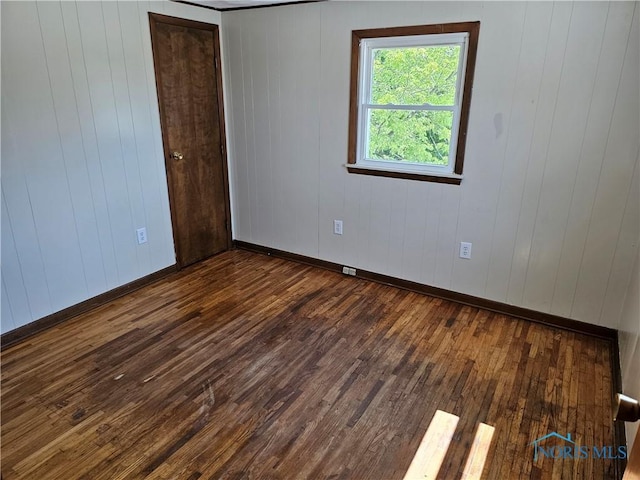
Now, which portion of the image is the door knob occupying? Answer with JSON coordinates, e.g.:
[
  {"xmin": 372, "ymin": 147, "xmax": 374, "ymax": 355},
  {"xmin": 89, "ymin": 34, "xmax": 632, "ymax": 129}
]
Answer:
[
  {"xmin": 615, "ymin": 393, "xmax": 640, "ymax": 422},
  {"xmin": 170, "ymin": 151, "xmax": 184, "ymax": 160}
]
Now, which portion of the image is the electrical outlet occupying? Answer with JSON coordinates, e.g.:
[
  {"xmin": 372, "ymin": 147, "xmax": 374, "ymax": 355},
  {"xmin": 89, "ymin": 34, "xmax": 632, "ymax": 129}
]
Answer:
[
  {"xmin": 459, "ymin": 242, "xmax": 472, "ymax": 259},
  {"xmin": 342, "ymin": 266, "xmax": 357, "ymax": 276},
  {"xmin": 334, "ymin": 220, "xmax": 343, "ymax": 235},
  {"xmin": 136, "ymin": 227, "xmax": 147, "ymax": 245}
]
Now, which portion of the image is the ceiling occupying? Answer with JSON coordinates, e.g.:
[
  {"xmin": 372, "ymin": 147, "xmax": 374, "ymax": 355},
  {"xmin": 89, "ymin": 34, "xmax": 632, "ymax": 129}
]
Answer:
[{"xmin": 178, "ymin": 0, "xmax": 322, "ymax": 11}]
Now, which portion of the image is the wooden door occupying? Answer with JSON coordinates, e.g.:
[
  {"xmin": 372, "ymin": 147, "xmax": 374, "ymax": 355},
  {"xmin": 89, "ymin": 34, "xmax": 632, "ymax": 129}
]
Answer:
[{"xmin": 149, "ymin": 13, "xmax": 231, "ymax": 268}]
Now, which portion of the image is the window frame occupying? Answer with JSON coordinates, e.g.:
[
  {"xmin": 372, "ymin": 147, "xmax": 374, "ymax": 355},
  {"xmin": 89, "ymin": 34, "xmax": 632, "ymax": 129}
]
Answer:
[{"xmin": 347, "ymin": 22, "xmax": 480, "ymax": 184}]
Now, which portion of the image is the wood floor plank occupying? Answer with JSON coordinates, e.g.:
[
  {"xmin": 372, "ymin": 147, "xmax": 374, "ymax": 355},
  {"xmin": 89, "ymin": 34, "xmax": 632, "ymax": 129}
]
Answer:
[{"xmin": 1, "ymin": 250, "xmax": 620, "ymax": 479}]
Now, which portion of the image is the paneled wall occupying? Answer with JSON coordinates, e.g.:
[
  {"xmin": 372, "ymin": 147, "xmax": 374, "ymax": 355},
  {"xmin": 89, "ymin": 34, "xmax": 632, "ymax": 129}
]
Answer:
[
  {"xmin": 223, "ymin": 1, "xmax": 639, "ymax": 328},
  {"xmin": 619, "ymin": 249, "xmax": 640, "ymax": 449},
  {"xmin": 0, "ymin": 1, "xmax": 221, "ymax": 333}
]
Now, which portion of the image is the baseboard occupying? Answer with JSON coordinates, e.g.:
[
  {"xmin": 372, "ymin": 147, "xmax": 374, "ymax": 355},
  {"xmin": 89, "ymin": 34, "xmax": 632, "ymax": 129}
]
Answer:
[
  {"xmin": 1, "ymin": 264, "xmax": 178, "ymax": 350},
  {"xmin": 233, "ymin": 240, "xmax": 617, "ymax": 341}
]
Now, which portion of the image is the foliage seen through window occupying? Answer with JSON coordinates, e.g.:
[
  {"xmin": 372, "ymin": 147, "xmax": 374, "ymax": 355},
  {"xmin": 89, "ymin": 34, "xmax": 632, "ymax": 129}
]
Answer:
[{"xmin": 368, "ymin": 45, "xmax": 460, "ymax": 165}]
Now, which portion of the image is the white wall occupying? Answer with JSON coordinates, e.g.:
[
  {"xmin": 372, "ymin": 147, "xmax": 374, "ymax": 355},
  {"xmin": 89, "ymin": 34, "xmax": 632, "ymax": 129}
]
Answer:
[
  {"xmin": 0, "ymin": 1, "xmax": 221, "ymax": 333},
  {"xmin": 223, "ymin": 1, "xmax": 640, "ymax": 328},
  {"xmin": 2, "ymin": 1, "xmax": 637, "ymax": 334},
  {"xmin": 619, "ymin": 249, "xmax": 640, "ymax": 450}
]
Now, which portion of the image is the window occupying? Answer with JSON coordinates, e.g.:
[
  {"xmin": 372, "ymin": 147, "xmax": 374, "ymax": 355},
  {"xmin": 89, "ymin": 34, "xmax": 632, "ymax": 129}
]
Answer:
[{"xmin": 347, "ymin": 23, "xmax": 480, "ymax": 184}]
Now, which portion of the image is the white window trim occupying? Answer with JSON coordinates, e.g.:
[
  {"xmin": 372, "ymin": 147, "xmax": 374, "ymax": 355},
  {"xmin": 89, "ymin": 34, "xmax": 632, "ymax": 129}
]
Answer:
[{"xmin": 354, "ymin": 32, "xmax": 470, "ymax": 178}]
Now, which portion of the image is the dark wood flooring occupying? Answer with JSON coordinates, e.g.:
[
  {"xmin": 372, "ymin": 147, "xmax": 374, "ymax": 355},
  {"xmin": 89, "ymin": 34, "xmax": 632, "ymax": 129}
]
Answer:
[{"xmin": 1, "ymin": 250, "xmax": 618, "ymax": 479}]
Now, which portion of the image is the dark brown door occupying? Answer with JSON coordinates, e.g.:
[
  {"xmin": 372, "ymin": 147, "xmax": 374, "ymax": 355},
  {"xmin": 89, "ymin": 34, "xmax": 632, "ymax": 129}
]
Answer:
[{"xmin": 149, "ymin": 13, "xmax": 231, "ymax": 268}]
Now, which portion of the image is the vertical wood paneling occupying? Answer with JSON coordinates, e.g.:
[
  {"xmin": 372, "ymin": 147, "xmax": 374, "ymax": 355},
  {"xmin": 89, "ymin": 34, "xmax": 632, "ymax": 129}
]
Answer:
[
  {"xmin": 342, "ymin": 174, "xmax": 364, "ymax": 269},
  {"xmin": 572, "ymin": 5, "xmax": 639, "ymax": 324},
  {"xmin": 119, "ymin": 1, "xmax": 167, "ymax": 273},
  {"xmin": 551, "ymin": 2, "xmax": 636, "ymax": 318},
  {"xmin": 386, "ymin": 180, "xmax": 408, "ymax": 280},
  {"xmin": 523, "ymin": 2, "xmax": 609, "ymax": 313},
  {"xmin": 5, "ymin": 1, "xmax": 88, "ymax": 314},
  {"xmin": 262, "ymin": 10, "xmax": 284, "ymax": 251},
  {"xmin": 253, "ymin": 12, "xmax": 276, "ymax": 249},
  {"xmin": 1, "ymin": 1, "xmax": 220, "ymax": 332},
  {"xmin": 1, "ymin": 191, "xmax": 32, "ymax": 330},
  {"xmin": 224, "ymin": 1, "xmax": 639, "ymax": 328},
  {"xmin": 484, "ymin": 2, "xmax": 554, "ymax": 302},
  {"xmin": 103, "ymin": 1, "xmax": 160, "ymax": 279},
  {"xmin": 433, "ymin": 185, "xmax": 460, "ymax": 289},
  {"xmin": 59, "ymin": 1, "xmax": 120, "ymax": 289},
  {"xmin": 245, "ymin": 12, "xmax": 274, "ymax": 249},
  {"xmin": 317, "ymin": 3, "xmax": 355, "ymax": 267},
  {"xmin": 264, "ymin": 5, "xmax": 321, "ymax": 257},
  {"xmin": 602, "ymin": 153, "xmax": 640, "ymax": 326},
  {"xmin": 1, "ymin": 117, "xmax": 35, "ymax": 331},
  {"xmin": 418, "ymin": 185, "xmax": 442, "ymax": 287},
  {"xmin": 76, "ymin": 1, "xmax": 139, "ymax": 285},
  {"xmin": 398, "ymin": 182, "xmax": 425, "ymax": 282},
  {"xmin": 505, "ymin": 2, "xmax": 573, "ymax": 306},
  {"xmin": 450, "ymin": 1, "xmax": 526, "ymax": 296},
  {"xmin": 37, "ymin": 1, "xmax": 108, "ymax": 298},
  {"xmin": 619, "ymin": 252, "xmax": 639, "ymax": 377},
  {"xmin": 1, "ymin": 278, "xmax": 16, "ymax": 334},
  {"xmin": 225, "ymin": 15, "xmax": 253, "ymax": 242},
  {"xmin": 354, "ymin": 178, "xmax": 373, "ymax": 270},
  {"xmin": 1, "ymin": 2, "xmax": 65, "ymax": 320},
  {"xmin": 241, "ymin": 13, "xmax": 260, "ymax": 246},
  {"xmin": 220, "ymin": 15, "xmax": 237, "ymax": 232},
  {"xmin": 274, "ymin": 7, "xmax": 295, "ymax": 252},
  {"xmin": 0, "ymin": 112, "xmax": 53, "ymax": 321},
  {"xmin": 367, "ymin": 177, "xmax": 395, "ymax": 275},
  {"xmin": 290, "ymin": 6, "xmax": 321, "ymax": 257}
]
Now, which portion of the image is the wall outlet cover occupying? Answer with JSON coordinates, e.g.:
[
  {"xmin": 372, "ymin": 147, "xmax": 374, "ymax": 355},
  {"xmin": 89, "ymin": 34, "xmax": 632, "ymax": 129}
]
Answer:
[
  {"xmin": 136, "ymin": 227, "xmax": 148, "ymax": 245},
  {"xmin": 460, "ymin": 242, "xmax": 472, "ymax": 259}
]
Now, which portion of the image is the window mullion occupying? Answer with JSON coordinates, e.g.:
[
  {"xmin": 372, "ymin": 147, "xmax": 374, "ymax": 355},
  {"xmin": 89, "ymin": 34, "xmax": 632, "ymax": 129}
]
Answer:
[{"xmin": 364, "ymin": 104, "xmax": 455, "ymax": 112}]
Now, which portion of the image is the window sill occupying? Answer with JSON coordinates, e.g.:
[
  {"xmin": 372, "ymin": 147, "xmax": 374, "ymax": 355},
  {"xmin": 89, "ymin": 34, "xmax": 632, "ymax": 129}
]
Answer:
[{"xmin": 345, "ymin": 164, "xmax": 463, "ymax": 185}]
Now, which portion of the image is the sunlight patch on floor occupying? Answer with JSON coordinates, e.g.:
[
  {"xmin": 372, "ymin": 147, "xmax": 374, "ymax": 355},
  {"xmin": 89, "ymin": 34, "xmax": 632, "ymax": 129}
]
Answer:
[{"xmin": 403, "ymin": 410, "xmax": 494, "ymax": 480}]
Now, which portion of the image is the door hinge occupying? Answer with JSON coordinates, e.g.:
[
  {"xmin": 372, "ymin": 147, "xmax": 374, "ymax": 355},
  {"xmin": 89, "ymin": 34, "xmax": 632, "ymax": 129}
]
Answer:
[{"xmin": 221, "ymin": 143, "xmax": 226, "ymax": 156}]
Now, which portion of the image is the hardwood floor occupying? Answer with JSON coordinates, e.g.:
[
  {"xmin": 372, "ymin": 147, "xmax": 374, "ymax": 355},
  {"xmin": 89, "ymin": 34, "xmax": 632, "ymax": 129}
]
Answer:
[{"xmin": 1, "ymin": 250, "xmax": 619, "ymax": 479}]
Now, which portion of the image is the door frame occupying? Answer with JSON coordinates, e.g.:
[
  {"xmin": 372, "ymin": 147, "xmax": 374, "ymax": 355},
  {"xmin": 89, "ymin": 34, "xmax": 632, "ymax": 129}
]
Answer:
[{"xmin": 148, "ymin": 13, "xmax": 232, "ymax": 268}]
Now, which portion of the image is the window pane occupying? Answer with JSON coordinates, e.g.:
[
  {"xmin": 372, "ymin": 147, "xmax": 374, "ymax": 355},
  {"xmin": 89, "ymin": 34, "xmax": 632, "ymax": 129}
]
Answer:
[
  {"xmin": 367, "ymin": 109, "xmax": 453, "ymax": 165},
  {"xmin": 371, "ymin": 45, "xmax": 460, "ymax": 106}
]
